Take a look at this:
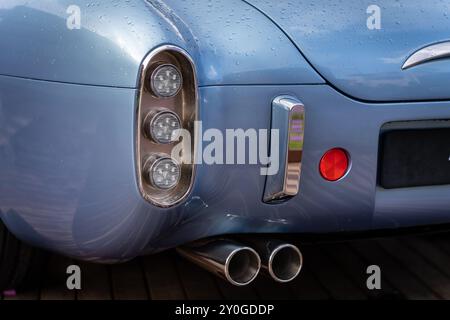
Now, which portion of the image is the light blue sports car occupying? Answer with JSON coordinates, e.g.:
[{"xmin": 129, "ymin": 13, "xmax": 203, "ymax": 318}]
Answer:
[{"xmin": 1, "ymin": 0, "xmax": 450, "ymax": 288}]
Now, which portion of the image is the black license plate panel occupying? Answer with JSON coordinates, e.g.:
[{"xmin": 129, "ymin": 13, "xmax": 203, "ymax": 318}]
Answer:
[{"xmin": 380, "ymin": 128, "xmax": 450, "ymax": 189}]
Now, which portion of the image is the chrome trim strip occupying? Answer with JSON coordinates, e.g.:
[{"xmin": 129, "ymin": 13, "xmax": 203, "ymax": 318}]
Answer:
[
  {"xmin": 263, "ymin": 96, "xmax": 305, "ymax": 203},
  {"xmin": 402, "ymin": 41, "xmax": 450, "ymax": 70}
]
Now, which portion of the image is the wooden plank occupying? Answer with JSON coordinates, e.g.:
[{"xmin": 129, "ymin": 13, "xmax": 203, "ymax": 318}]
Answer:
[
  {"xmin": 425, "ymin": 233, "xmax": 450, "ymax": 257},
  {"xmin": 322, "ymin": 242, "xmax": 401, "ymax": 299},
  {"xmin": 40, "ymin": 254, "xmax": 76, "ymax": 300},
  {"xmin": 301, "ymin": 246, "xmax": 367, "ymax": 300},
  {"xmin": 377, "ymin": 238, "xmax": 450, "ymax": 299},
  {"xmin": 109, "ymin": 259, "xmax": 149, "ymax": 300},
  {"xmin": 4, "ymin": 287, "xmax": 39, "ymax": 300},
  {"xmin": 288, "ymin": 265, "xmax": 330, "ymax": 300},
  {"xmin": 214, "ymin": 276, "xmax": 259, "ymax": 300},
  {"xmin": 141, "ymin": 251, "xmax": 186, "ymax": 300},
  {"xmin": 9, "ymin": 234, "xmax": 450, "ymax": 300},
  {"xmin": 174, "ymin": 254, "xmax": 223, "ymax": 300},
  {"xmin": 403, "ymin": 236, "xmax": 450, "ymax": 279},
  {"xmin": 2, "ymin": 249, "xmax": 44, "ymax": 300},
  {"xmin": 76, "ymin": 261, "xmax": 111, "ymax": 300},
  {"xmin": 251, "ymin": 275, "xmax": 294, "ymax": 300},
  {"xmin": 351, "ymin": 240, "xmax": 438, "ymax": 300}
]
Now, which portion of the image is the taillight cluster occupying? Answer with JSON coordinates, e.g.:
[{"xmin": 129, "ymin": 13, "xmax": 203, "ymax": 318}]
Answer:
[{"xmin": 136, "ymin": 46, "xmax": 198, "ymax": 207}]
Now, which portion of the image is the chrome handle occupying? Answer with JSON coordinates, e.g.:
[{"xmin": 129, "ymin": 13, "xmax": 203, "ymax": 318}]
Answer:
[{"xmin": 263, "ymin": 96, "xmax": 305, "ymax": 203}]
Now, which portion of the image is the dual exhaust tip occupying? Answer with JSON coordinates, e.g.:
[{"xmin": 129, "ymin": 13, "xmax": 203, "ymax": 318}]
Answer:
[
  {"xmin": 177, "ymin": 238, "xmax": 303, "ymax": 286},
  {"xmin": 266, "ymin": 243, "xmax": 303, "ymax": 283}
]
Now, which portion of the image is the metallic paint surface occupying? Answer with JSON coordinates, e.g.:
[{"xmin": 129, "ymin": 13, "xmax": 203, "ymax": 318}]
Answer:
[
  {"xmin": 2, "ymin": 75, "xmax": 450, "ymax": 261},
  {"xmin": 0, "ymin": 75, "xmax": 169, "ymax": 262},
  {"xmin": 0, "ymin": 0, "xmax": 323, "ymax": 87},
  {"xmin": 244, "ymin": 0, "xmax": 450, "ymax": 102},
  {"xmin": 1, "ymin": 0, "xmax": 450, "ymax": 261}
]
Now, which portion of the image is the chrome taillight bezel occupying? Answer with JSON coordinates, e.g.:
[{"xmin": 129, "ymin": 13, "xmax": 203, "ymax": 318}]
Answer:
[{"xmin": 136, "ymin": 45, "xmax": 198, "ymax": 207}]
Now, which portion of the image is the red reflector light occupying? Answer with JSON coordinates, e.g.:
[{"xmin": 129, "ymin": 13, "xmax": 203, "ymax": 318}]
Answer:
[{"xmin": 319, "ymin": 148, "xmax": 349, "ymax": 181}]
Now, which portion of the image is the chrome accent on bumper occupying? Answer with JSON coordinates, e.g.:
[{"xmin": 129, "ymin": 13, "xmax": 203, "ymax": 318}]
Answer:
[
  {"xmin": 402, "ymin": 41, "xmax": 450, "ymax": 70},
  {"xmin": 263, "ymin": 96, "xmax": 305, "ymax": 202}
]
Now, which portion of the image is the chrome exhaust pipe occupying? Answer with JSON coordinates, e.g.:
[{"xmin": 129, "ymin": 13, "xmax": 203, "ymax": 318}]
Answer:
[
  {"xmin": 244, "ymin": 239, "xmax": 303, "ymax": 283},
  {"xmin": 177, "ymin": 239, "xmax": 261, "ymax": 286}
]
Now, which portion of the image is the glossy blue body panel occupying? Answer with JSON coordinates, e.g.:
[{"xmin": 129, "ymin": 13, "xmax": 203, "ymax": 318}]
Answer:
[
  {"xmin": 0, "ymin": 0, "xmax": 323, "ymax": 87},
  {"xmin": 0, "ymin": 0, "xmax": 450, "ymax": 262},
  {"xmin": 0, "ymin": 75, "xmax": 158, "ymax": 261},
  {"xmin": 245, "ymin": 0, "xmax": 450, "ymax": 102},
  {"xmin": 2, "ymin": 76, "xmax": 450, "ymax": 261}
]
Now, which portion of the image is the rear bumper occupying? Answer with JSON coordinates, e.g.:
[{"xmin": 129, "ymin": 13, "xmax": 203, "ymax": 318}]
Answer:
[
  {"xmin": 1, "ymin": 75, "xmax": 450, "ymax": 261},
  {"xmin": 0, "ymin": 75, "xmax": 159, "ymax": 262},
  {"xmin": 180, "ymin": 85, "xmax": 450, "ymax": 242}
]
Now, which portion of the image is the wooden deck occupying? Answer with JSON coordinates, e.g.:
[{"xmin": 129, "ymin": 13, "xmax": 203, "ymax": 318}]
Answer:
[{"xmin": 3, "ymin": 232, "xmax": 450, "ymax": 300}]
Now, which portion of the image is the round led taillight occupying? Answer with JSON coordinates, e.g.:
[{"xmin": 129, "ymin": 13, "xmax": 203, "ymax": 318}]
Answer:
[
  {"xmin": 319, "ymin": 148, "xmax": 349, "ymax": 181},
  {"xmin": 147, "ymin": 110, "xmax": 181, "ymax": 144},
  {"xmin": 150, "ymin": 64, "xmax": 182, "ymax": 98},
  {"xmin": 147, "ymin": 156, "xmax": 181, "ymax": 190}
]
